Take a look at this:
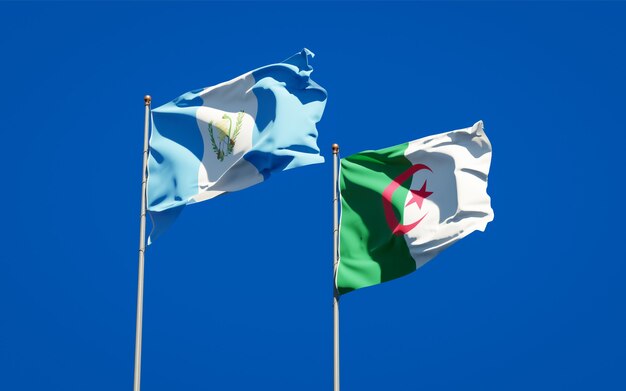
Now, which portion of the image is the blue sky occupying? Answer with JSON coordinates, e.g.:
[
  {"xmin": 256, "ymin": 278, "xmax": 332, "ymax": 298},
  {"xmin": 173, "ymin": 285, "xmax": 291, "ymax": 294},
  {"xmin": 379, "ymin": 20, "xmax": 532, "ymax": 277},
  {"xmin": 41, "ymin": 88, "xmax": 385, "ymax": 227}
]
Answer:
[{"xmin": 1, "ymin": 2, "xmax": 625, "ymax": 390}]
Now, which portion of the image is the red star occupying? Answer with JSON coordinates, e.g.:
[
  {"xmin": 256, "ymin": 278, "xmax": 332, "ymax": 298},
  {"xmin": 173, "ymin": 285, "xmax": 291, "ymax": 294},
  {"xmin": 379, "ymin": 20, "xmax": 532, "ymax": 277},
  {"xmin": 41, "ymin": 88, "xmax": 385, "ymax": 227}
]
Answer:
[{"xmin": 405, "ymin": 180, "xmax": 432, "ymax": 209}]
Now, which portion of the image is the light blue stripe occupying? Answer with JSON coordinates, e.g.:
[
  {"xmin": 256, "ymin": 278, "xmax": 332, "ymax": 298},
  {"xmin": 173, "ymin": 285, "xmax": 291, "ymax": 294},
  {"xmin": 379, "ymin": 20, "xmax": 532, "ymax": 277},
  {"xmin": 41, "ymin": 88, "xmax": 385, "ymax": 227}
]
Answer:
[
  {"xmin": 147, "ymin": 100, "xmax": 204, "ymax": 212},
  {"xmin": 245, "ymin": 49, "xmax": 326, "ymax": 179}
]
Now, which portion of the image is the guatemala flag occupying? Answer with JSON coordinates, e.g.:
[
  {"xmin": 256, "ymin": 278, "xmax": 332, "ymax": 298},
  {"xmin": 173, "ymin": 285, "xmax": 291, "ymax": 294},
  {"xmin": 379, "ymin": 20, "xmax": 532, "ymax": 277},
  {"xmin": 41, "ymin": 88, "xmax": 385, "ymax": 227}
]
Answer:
[{"xmin": 147, "ymin": 49, "xmax": 327, "ymax": 244}]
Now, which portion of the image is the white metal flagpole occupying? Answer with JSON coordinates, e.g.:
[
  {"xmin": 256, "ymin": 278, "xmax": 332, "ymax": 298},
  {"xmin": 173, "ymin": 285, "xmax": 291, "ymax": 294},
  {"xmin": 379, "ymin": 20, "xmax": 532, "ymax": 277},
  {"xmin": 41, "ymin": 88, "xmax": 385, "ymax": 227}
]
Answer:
[
  {"xmin": 133, "ymin": 95, "xmax": 151, "ymax": 391},
  {"xmin": 332, "ymin": 143, "xmax": 340, "ymax": 391}
]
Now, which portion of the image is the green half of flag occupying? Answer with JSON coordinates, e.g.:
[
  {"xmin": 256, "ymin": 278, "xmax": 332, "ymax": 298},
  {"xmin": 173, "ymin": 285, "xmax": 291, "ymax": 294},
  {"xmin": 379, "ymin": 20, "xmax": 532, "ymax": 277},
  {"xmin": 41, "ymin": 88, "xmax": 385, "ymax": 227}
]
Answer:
[{"xmin": 336, "ymin": 121, "xmax": 494, "ymax": 295}]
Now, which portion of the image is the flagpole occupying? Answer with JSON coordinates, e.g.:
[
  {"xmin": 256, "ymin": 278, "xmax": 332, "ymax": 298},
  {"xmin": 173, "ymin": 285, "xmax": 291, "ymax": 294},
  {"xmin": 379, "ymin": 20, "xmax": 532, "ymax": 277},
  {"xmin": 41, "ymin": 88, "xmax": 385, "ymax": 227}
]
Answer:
[
  {"xmin": 332, "ymin": 143, "xmax": 340, "ymax": 391},
  {"xmin": 133, "ymin": 95, "xmax": 151, "ymax": 391}
]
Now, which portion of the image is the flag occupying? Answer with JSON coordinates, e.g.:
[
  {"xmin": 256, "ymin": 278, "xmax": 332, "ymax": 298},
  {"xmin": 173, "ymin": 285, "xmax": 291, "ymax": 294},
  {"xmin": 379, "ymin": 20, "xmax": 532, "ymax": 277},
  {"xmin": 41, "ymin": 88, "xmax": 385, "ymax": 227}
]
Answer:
[
  {"xmin": 336, "ymin": 121, "xmax": 493, "ymax": 294},
  {"xmin": 147, "ymin": 49, "xmax": 327, "ymax": 243}
]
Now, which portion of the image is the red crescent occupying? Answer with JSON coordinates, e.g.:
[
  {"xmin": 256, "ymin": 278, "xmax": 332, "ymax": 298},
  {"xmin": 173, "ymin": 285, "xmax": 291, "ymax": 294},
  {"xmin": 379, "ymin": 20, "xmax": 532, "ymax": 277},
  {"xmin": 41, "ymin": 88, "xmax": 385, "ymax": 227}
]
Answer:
[{"xmin": 382, "ymin": 164, "xmax": 432, "ymax": 236}]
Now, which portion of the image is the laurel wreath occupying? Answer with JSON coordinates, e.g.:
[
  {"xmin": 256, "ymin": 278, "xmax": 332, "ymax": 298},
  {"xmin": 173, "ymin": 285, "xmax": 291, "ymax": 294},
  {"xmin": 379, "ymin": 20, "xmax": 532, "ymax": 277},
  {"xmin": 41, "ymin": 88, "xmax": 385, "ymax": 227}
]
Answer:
[
  {"xmin": 228, "ymin": 111, "xmax": 244, "ymax": 154},
  {"xmin": 208, "ymin": 122, "xmax": 221, "ymax": 160},
  {"xmin": 208, "ymin": 111, "xmax": 244, "ymax": 161}
]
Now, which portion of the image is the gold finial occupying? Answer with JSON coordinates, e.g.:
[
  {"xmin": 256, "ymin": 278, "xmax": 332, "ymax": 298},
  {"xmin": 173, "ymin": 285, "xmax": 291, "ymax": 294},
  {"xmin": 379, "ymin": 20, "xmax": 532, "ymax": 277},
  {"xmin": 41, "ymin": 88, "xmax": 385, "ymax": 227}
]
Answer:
[
  {"xmin": 332, "ymin": 144, "xmax": 339, "ymax": 154},
  {"xmin": 144, "ymin": 95, "xmax": 152, "ymax": 105}
]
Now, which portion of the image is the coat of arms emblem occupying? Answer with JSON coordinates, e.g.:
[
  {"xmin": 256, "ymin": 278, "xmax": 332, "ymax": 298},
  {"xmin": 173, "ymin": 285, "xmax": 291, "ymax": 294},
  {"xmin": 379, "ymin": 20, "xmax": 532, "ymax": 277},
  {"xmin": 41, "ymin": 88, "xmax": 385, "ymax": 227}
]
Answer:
[{"xmin": 208, "ymin": 111, "xmax": 245, "ymax": 161}]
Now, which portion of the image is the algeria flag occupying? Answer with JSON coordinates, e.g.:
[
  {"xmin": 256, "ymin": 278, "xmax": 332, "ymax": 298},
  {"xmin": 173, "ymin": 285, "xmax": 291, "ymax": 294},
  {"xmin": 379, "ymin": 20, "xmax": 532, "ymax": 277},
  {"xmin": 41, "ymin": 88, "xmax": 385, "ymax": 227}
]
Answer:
[{"xmin": 336, "ymin": 121, "xmax": 493, "ymax": 294}]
